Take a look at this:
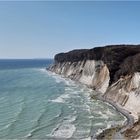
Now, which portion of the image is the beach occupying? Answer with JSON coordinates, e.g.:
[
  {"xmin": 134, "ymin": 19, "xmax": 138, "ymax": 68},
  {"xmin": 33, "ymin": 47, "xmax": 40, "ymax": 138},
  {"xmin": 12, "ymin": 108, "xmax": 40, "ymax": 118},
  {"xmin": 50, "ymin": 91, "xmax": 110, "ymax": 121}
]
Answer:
[{"xmin": 94, "ymin": 93, "xmax": 134, "ymax": 139}]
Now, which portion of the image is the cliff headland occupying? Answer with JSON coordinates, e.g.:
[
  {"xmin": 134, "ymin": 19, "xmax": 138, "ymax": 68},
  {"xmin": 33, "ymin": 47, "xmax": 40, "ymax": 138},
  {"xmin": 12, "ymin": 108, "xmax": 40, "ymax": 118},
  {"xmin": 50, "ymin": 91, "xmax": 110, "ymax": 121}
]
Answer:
[{"xmin": 47, "ymin": 45, "xmax": 140, "ymax": 139}]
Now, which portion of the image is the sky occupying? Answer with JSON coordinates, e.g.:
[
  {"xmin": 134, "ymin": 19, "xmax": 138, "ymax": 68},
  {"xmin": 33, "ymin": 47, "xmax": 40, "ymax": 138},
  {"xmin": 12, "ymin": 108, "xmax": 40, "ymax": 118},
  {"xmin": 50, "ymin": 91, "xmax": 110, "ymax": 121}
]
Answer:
[{"xmin": 0, "ymin": 1, "xmax": 140, "ymax": 58}]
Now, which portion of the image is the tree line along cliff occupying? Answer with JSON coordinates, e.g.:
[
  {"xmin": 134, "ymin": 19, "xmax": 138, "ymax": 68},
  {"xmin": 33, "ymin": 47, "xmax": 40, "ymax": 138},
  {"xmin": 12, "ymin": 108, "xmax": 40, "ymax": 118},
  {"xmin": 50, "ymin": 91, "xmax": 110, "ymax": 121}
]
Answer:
[{"xmin": 54, "ymin": 45, "xmax": 140, "ymax": 84}]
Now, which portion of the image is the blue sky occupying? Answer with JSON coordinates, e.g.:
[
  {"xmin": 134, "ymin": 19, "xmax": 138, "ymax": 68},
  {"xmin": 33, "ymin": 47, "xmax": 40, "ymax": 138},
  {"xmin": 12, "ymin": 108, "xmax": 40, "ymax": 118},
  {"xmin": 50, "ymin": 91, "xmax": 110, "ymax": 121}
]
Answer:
[{"xmin": 0, "ymin": 1, "xmax": 140, "ymax": 58}]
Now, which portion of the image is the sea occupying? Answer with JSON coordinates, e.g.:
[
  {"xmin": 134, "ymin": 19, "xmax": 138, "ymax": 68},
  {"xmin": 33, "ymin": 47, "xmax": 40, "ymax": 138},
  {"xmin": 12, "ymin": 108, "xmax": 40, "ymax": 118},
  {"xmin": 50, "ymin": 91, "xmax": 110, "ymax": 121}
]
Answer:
[{"xmin": 0, "ymin": 59, "xmax": 126, "ymax": 139}]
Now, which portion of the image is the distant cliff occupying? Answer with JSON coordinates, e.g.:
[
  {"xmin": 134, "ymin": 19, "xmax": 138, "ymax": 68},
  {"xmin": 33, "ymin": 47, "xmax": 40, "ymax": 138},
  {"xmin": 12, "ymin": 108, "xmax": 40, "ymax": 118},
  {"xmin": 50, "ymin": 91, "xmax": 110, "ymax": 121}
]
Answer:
[{"xmin": 47, "ymin": 44, "xmax": 140, "ymax": 139}]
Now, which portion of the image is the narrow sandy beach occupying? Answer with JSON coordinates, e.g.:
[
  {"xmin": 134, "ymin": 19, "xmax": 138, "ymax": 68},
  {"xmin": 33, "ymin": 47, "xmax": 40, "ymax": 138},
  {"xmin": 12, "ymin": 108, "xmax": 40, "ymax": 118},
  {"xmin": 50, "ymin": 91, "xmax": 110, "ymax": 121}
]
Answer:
[{"xmin": 91, "ymin": 93, "xmax": 134, "ymax": 140}]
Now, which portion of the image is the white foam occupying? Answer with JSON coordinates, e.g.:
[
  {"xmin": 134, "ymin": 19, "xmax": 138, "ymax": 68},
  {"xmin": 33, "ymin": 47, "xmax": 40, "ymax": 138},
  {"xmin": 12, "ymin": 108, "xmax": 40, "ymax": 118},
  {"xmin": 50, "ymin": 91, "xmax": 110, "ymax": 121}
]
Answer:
[
  {"xmin": 106, "ymin": 109, "xmax": 115, "ymax": 116},
  {"xmin": 49, "ymin": 115, "xmax": 77, "ymax": 139},
  {"xmin": 50, "ymin": 97, "xmax": 64, "ymax": 103},
  {"xmin": 98, "ymin": 111, "xmax": 109, "ymax": 119},
  {"xmin": 50, "ymin": 74, "xmax": 63, "ymax": 83},
  {"xmin": 89, "ymin": 116, "xmax": 94, "ymax": 119},
  {"xmin": 56, "ymin": 79, "xmax": 62, "ymax": 83},
  {"xmin": 41, "ymin": 70, "xmax": 122, "ymax": 139},
  {"xmin": 65, "ymin": 87, "xmax": 73, "ymax": 91},
  {"xmin": 67, "ymin": 90, "xmax": 80, "ymax": 96},
  {"xmin": 94, "ymin": 122, "xmax": 103, "ymax": 126},
  {"xmin": 39, "ymin": 68, "xmax": 46, "ymax": 73},
  {"xmin": 106, "ymin": 123, "xmax": 112, "ymax": 129},
  {"xmin": 65, "ymin": 115, "xmax": 77, "ymax": 123},
  {"xmin": 54, "ymin": 76, "xmax": 64, "ymax": 83},
  {"xmin": 95, "ymin": 128, "xmax": 103, "ymax": 136},
  {"xmin": 25, "ymin": 132, "xmax": 32, "ymax": 138},
  {"xmin": 50, "ymin": 94, "xmax": 70, "ymax": 103},
  {"xmin": 40, "ymin": 69, "xmax": 64, "ymax": 83},
  {"xmin": 81, "ymin": 138, "xmax": 91, "ymax": 140},
  {"xmin": 0, "ymin": 123, "xmax": 11, "ymax": 131},
  {"xmin": 53, "ymin": 124, "xmax": 76, "ymax": 138}
]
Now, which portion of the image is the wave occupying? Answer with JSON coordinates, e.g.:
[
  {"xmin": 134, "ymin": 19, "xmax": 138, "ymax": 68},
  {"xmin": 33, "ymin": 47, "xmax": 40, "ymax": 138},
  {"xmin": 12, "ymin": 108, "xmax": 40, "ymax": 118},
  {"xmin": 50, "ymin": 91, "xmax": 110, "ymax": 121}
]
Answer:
[
  {"xmin": 26, "ymin": 113, "xmax": 77, "ymax": 139},
  {"xmin": 36, "ymin": 69, "xmax": 126, "ymax": 139},
  {"xmin": 0, "ymin": 99, "xmax": 26, "ymax": 134},
  {"xmin": 0, "ymin": 98, "xmax": 24, "ymax": 110},
  {"xmin": 45, "ymin": 70, "xmax": 77, "ymax": 86},
  {"xmin": 25, "ymin": 108, "xmax": 63, "ymax": 138},
  {"xmin": 0, "ymin": 121, "xmax": 16, "ymax": 132},
  {"xmin": 48, "ymin": 115, "xmax": 77, "ymax": 139},
  {"xmin": 38, "ymin": 68, "xmax": 46, "ymax": 73},
  {"xmin": 50, "ymin": 93, "xmax": 70, "ymax": 103},
  {"xmin": 44, "ymin": 71, "xmax": 65, "ymax": 83},
  {"xmin": 31, "ymin": 105, "xmax": 62, "ymax": 129},
  {"xmin": 52, "ymin": 123, "xmax": 76, "ymax": 138},
  {"xmin": 39, "ymin": 69, "xmax": 76, "ymax": 87},
  {"xmin": 64, "ymin": 87, "xmax": 81, "ymax": 96},
  {"xmin": 0, "ymin": 97, "xmax": 26, "ymax": 131}
]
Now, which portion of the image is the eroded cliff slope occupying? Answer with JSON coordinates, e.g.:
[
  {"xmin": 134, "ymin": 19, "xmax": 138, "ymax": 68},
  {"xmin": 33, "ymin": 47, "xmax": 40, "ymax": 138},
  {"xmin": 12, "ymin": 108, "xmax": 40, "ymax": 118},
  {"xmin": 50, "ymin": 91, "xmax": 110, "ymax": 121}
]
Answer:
[{"xmin": 47, "ymin": 44, "xmax": 140, "ymax": 139}]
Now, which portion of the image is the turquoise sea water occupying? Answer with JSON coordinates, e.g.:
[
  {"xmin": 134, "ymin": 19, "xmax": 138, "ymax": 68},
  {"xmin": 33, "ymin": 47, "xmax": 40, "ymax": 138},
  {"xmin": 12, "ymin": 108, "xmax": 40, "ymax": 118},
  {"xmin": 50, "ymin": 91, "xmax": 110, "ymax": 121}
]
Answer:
[{"xmin": 0, "ymin": 59, "xmax": 125, "ymax": 139}]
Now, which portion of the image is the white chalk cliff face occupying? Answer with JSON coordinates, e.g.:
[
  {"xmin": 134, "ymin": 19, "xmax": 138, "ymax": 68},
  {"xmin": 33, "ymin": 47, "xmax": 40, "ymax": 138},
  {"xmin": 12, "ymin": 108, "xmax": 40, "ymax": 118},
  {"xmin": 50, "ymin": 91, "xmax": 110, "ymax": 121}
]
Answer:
[
  {"xmin": 48, "ymin": 45, "xmax": 140, "ymax": 139},
  {"xmin": 48, "ymin": 60, "xmax": 140, "ymax": 122},
  {"xmin": 48, "ymin": 60, "xmax": 110, "ymax": 94},
  {"xmin": 104, "ymin": 72, "xmax": 140, "ymax": 122}
]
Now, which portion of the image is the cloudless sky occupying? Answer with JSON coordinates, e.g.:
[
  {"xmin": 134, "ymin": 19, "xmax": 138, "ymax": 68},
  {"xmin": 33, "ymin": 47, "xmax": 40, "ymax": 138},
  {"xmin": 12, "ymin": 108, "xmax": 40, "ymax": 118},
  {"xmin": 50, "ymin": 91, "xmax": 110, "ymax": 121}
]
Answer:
[{"xmin": 0, "ymin": 1, "xmax": 140, "ymax": 58}]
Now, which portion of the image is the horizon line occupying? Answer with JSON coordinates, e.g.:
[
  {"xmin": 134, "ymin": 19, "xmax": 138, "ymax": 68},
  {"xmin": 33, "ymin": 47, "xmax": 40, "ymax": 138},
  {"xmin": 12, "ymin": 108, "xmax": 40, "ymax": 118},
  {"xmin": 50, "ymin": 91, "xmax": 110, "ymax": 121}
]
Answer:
[{"xmin": 0, "ymin": 58, "xmax": 53, "ymax": 60}]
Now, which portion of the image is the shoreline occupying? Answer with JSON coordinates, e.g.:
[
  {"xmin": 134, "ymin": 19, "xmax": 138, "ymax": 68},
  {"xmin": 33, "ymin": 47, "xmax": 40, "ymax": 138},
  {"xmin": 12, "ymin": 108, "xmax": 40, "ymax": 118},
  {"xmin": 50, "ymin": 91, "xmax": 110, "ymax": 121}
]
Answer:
[
  {"xmin": 47, "ymin": 70, "xmax": 134, "ymax": 140},
  {"xmin": 47, "ymin": 70, "xmax": 135, "ymax": 140},
  {"xmin": 48, "ymin": 44, "xmax": 140, "ymax": 139},
  {"xmin": 93, "ymin": 93, "xmax": 134, "ymax": 139}
]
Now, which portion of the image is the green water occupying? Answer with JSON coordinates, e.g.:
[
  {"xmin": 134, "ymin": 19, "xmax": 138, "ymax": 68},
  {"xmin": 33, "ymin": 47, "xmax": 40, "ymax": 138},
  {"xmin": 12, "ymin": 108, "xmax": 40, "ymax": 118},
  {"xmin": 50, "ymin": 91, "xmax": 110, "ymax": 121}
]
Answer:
[{"xmin": 0, "ymin": 60, "xmax": 125, "ymax": 139}]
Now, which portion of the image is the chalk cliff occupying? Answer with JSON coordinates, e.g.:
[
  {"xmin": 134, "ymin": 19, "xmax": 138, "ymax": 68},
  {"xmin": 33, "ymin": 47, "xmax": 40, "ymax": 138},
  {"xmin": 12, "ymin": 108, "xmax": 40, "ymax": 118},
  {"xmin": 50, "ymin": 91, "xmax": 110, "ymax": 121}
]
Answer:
[
  {"xmin": 48, "ymin": 60, "xmax": 110, "ymax": 93},
  {"xmin": 104, "ymin": 72, "xmax": 140, "ymax": 121},
  {"xmin": 47, "ymin": 45, "xmax": 140, "ymax": 139}
]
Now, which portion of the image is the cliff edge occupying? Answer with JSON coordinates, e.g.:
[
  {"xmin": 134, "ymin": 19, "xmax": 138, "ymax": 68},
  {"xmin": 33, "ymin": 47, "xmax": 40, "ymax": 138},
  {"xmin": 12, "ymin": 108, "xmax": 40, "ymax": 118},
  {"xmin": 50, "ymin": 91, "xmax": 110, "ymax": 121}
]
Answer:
[
  {"xmin": 47, "ymin": 44, "xmax": 140, "ymax": 139},
  {"xmin": 54, "ymin": 45, "xmax": 140, "ymax": 84}
]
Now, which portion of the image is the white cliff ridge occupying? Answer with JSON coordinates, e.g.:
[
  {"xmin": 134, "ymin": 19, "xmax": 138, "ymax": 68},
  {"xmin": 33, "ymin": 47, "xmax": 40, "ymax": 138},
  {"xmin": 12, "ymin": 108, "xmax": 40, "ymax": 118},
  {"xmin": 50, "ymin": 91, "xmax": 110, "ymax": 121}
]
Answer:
[
  {"xmin": 48, "ymin": 60, "xmax": 140, "ymax": 122},
  {"xmin": 48, "ymin": 60, "xmax": 110, "ymax": 93}
]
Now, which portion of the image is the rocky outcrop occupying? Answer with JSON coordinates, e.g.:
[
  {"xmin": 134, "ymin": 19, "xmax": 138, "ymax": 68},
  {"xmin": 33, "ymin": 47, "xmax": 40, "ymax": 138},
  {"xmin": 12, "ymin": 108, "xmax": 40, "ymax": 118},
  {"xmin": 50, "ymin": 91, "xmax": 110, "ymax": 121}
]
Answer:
[
  {"xmin": 123, "ymin": 119, "xmax": 140, "ymax": 140},
  {"xmin": 47, "ymin": 44, "xmax": 140, "ymax": 139}
]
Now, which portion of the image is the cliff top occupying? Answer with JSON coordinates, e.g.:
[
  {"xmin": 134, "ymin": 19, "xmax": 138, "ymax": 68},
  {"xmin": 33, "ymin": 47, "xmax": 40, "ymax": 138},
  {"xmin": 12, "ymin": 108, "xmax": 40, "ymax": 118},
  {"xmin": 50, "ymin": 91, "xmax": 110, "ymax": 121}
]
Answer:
[{"xmin": 54, "ymin": 44, "xmax": 140, "ymax": 83}]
